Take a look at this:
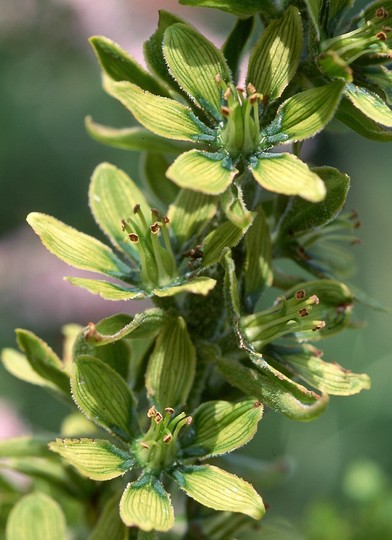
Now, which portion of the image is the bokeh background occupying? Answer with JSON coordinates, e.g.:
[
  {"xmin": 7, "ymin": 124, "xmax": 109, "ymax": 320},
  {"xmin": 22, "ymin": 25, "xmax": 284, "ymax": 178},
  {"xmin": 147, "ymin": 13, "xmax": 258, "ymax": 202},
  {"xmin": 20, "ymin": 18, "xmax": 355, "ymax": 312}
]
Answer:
[{"xmin": 1, "ymin": 0, "xmax": 391, "ymax": 537}]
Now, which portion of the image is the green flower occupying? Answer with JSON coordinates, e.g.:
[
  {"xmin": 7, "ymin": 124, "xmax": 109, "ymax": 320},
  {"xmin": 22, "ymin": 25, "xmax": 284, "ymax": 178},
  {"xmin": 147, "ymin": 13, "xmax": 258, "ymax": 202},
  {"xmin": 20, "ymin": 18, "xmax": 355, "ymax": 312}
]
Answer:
[
  {"xmin": 91, "ymin": 8, "xmax": 346, "ymax": 202},
  {"xmin": 27, "ymin": 162, "xmax": 219, "ymax": 300},
  {"xmin": 49, "ymin": 353, "xmax": 265, "ymax": 532}
]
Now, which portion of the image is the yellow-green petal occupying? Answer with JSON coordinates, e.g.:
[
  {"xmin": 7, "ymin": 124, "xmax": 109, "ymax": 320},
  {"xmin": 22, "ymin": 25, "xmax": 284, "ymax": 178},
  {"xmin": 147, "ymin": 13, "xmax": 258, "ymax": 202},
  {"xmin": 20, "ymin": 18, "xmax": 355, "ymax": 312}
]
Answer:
[
  {"xmin": 173, "ymin": 464, "xmax": 265, "ymax": 520},
  {"xmin": 49, "ymin": 438, "xmax": 133, "ymax": 481},
  {"xmin": 66, "ymin": 277, "xmax": 146, "ymax": 300},
  {"xmin": 120, "ymin": 475, "xmax": 174, "ymax": 532},
  {"xmin": 250, "ymin": 153, "xmax": 326, "ymax": 202},
  {"xmin": 167, "ymin": 150, "xmax": 238, "ymax": 195},
  {"xmin": 345, "ymin": 84, "xmax": 392, "ymax": 128},
  {"xmin": 153, "ymin": 277, "xmax": 217, "ymax": 297}
]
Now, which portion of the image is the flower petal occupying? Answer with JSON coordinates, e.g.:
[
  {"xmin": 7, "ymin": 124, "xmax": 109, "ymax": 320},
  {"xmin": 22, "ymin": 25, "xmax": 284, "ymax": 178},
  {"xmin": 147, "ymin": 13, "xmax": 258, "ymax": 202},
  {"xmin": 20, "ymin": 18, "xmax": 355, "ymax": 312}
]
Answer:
[
  {"xmin": 153, "ymin": 276, "xmax": 217, "ymax": 297},
  {"xmin": 49, "ymin": 438, "xmax": 133, "ymax": 481},
  {"xmin": 105, "ymin": 79, "xmax": 205, "ymax": 141},
  {"xmin": 167, "ymin": 150, "xmax": 238, "ymax": 194},
  {"xmin": 66, "ymin": 277, "xmax": 146, "ymax": 300},
  {"xmin": 173, "ymin": 464, "xmax": 265, "ymax": 520},
  {"xmin": 247, "ymin": 6, "xmax": 303, "ymax": 101},
  {"xmin": 344, "ymin": 83, "xmax": 392, "ymax": 128},
  {"xmin": 163, "ymin": 23, "xmax": 230, "ymax": 119},
  {"xmin": 250, "ymin": 153, "xmax": 326, "ymax": 202},
  {"xmin": 120, "ymin": 475, "xmax": 174, "ymax": 532}
]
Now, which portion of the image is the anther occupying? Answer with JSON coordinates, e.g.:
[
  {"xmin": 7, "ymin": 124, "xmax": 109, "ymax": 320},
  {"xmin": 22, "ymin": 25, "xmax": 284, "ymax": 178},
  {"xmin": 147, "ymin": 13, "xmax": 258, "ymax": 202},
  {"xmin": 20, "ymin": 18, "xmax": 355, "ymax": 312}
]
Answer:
[
  {"xmin": 140, "ymin": 442, "xmax": 149, "ymax": 449},
  {"xmin": 128, "ymin": 233, "xmax": 139, "ymax": 243},
  {"xmin": 295, "ymin": 290, "xmax": 306, "ymax": 300},
  {"xmin": 163, "ymin": 434, "xmax": 172, "ymax": 444},
  {"xmin": 308, "ymin": 295, "xmax": 320, "ymax": 305},
  {"xmin": 121, "ymin": 219, "xmax": 127, "ymax": 231},
  {"xmin": 298, "ymin": 308, "xmax": 309, "ymax": 317},
  {"xmin": 377, "ymin": 31, "xmax": 387, "ymax": 40},
  {"xmin": 221, "ymin": 106, "xmax": 230, "ymax": 116},
  {"xmin": 155, "ymin": 412, "xmax": 163, "ymax": 424},
  {"xmin": 150, "ymin": 222, "xmax": 161, "ymax": 235},
  {"xmin": 376, "ymin": 7, "xmax": 389, "ymax": 18},
  {"xmin": 133, "ymin": 204, "xmax": 141, "ymax": 214},
  {"xmin": 223, "ymin": 87, "xmax": 232, "ymax": 101},
  {"xmin": 164, "ymin": 407, "xmax": 175, "ymax": 414},
  {"xmin": 151, "ymin": 208, "xmax": 161, "ymax": 218},
  {"xmin": 247, "ymin": 83, "xmax": 256, "ymax": 95},
  {"xmin": 147, "ymin": 406, "xmax": 157, "ymax": 418},
  {"xmin": 312, "ymin": 321, "xmax": 326, "ymax": 331},
  {"xmin": 163, "ymin": 216, "xmax": 170, "ymax": 224}
]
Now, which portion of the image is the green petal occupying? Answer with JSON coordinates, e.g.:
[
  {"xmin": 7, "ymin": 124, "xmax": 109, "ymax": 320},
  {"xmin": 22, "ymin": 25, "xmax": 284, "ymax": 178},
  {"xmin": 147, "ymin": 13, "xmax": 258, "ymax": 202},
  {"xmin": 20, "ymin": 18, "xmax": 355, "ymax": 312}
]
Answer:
[
  {"xmin": 105, "ymin": 79, "xmax": 204, "ymax": 141},
  {"xmin": 163, "ymin": 23, "xmax": 230, "ymax": 118},
  {"xmin": 173, "ymin": 464, "xmax": 265, "ymax": 519},
  {"xmin": 202, "ymin": 221, "xmax": 248, "ymax": 268},
  {"xmin": 183, "ymin": 399, "xmax": 263, "ymax": 458},
  {"xmin": 84, "ymin": 309, "xmax": 166, "ymax": 346},
  {"xmin": 88, "ymin": 494, "xmax": 128, "ymax": 540},
  {"xmin": 120, "ymin": 475, "xmax": 174, "ymax": 532},
  {"xmin": 344, "ymin": 84, "xmax": 392, "ymax": 128},
  {"xmin": 222, "ymin": 17, "xmax": 255, "ymax": 82},
  {"xmin": 27, "ymin": 212, "xmax": 131, "ymax": 279},
  {"xmin": 250, "ymin": 153, "xmax": 326, "ymax": 202},
  {"xmin": 247, "ymin": 6, "xmax": 303, "ymax": 101},
  {"xmin": 153, "ymin": 277, "xmax": 217, "ymax": 297},
  {"xmin": 85, "ymin": 117, "xmax": 191, "ymax": 154},
  {"xmin": 179, "ymin": 0, "xmax": 277, "ymax": 18},
  {"xmin": 168, "ymin": 189, "xmax": 218, "ymax": 246},
  {"xmin": 66, "ymin": 277, "xmax": 146, "ymax": 300},
  {"xmin": 15, "ymin": 330, "xmax": 70, "ymax": 395},
  {"xmin": 6, "ymin": 492, "xmax": 66, "ymax": 540},
  {"xmin": 146, "ymin": 317, "xmax": 196, "ymax": 409},
  {"xmin": 71, "ymin": 356, "xmax": 138, "ymax": 442},
  {"xmin": 89, "ymin": 162, "xmax": 149, "ymax": 261},
  {"xmin": 279, "ymin": 81, "xmax": 345, "ymax": 141},
  {"xmin": 0, "ymin": 436, "xmax": 52, "ymax": 459},
  {"xmin": 167, "ymin": 150, "xmax": 238, "ymax": 194},
  {"xmin": 303, "ymin": 0, "xmax": 322, "ymax": 38},
  {"xmin": 49, "ymin": 438, "xmax": 133, "ymax": 481},
  {"xmin": 90, "ymin": 36, "xmax": 169, "ymax": 96},
  {"xmin": 141, "ymin": 152, "xmax": 179, "ymax": 212},
  {"xmin": 336, "ymin": 96, "xmax": 392, "ymax": 141}
]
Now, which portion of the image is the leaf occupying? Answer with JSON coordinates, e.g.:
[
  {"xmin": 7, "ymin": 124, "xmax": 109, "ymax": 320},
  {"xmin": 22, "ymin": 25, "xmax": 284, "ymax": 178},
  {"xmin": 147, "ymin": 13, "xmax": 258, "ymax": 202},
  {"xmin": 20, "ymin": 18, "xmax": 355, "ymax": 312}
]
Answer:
[
  {"xmin": 89, "ymin": 162, "xmax": 149, "ymax": 261},
  {"xmin": 277, "ymin": 166, "xmax": 350, "ymax": 237},
  {"xmin": 27, "ymin": 213, "xmax": 131, "ymax": 279},
  {"xmin": 250, "ymin": 153, "xmax": 326, "ymax": 202},
  {"xmin": 88, "ymin": 494, "xmax": 129, "ymax": 540},
  {"xmin": 85, "ymin": 117, "xmax": 190, "ymax": 153},
  {"xmin": 6, "ymin": 492, "xmax": 66, "ymax": 540},
  {"xmin": 167, "ymin": 150, "xmax": 238, "ymax": 195},
  {"xmin": 244, "ymin": 204, "xmax": 273, "ymax": 298},
  {"xmin": 105, "ymin": 79, "xmax": 205, "ymax": 141},
  {"xmin": 222, "ymin": 17, "xmax": 255, "ymax": 82},
  {"xmin": 146, "ymin": 317, "xmax": 196, "ymax": 409},
  {"xmin": 120, "ymin": 474, "xmax": 174, "ymax": 532},
  {"xmin": 279, "ymin": 81, "xmax": 345, "ymax": 141},
  {"xmin": 71, "ymin": 356, "xmax": 139, "ymax": 442},
  {"xmin": 183, "ymin": 399, "xmax": 263, "ymax": 458},
  {"xmin": 247, "ymin": 6, "xmax": 303, "ymax": 101},
  {"xmin": 84, "ymin": 309, "xmax": 166, "ymax": 345},
  {"xmin": 66, "ymin": 277, "xmax": 146, "ymax": 300},
  {"xmin": 336, "ymin": 96, "xmax": 392, "ymax": 141},
  {"xmin": 49, "ymin": 438, "xmax": 133, "ymax": 481},
  {"xmin": 179, "ymin": 0, "xmax": 276, "ymax": 18},
  {"xmin": 15, "ymin": 330, "xmax": 70, "ymax": 395},
  {"xmin": 173, "ymin": 464, "xmax": 265, "ymax": 519},
  {"xmin": 90, "ymin": 35, "xmax": 169, "ymax": 96},
  {"xmin": 344, "ymin": 84, "xmax": 392, "ymax": 128},
  {"xmin": 163, "ymin": 23, "xmax": 230, "ymax": 119},
  {"xmin": 168, "ymin": 189, "xmax": 218, "ymax": 247}
]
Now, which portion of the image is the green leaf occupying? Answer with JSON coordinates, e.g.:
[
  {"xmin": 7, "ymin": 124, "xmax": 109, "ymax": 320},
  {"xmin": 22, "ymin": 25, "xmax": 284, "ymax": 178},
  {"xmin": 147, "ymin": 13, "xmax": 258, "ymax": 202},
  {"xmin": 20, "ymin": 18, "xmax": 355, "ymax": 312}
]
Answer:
[
  {"xmin": 202, "ymin": 221, "xmax": 246, "ymax": 268},
  {"xmin": 89, "ymin": 162, "xmax": 149, "ymax": 261},
  {"xmin": 146, "ymin": 317, "xmax": 196, "ymax": 409},
  {"xmin": 244, "ymin": 204, "xmax": 273, "ymax": 298},
  {"xmin": 183, "ymin": 399, "xmax": 263, "ymax": 458},
  {"xmin": 105, "ymin": 79, "xmax": 204, "ymax": 141},
  {"xmin": 49, "ymin": 438, "xmax": 133, "ymax": 481},
  {"xmin": 168, "ymin": 189, "xmax": 218, "ymax": 247},
  {"xmin": 279, "ymin": 81, "xmax": 345, "ymax": 141},
  {"xmin": 222, "ymin": 17, "xmax": 255, "ymax": 82},
  {"xmin": 218, "ymin": 354, "xmax": 330, "ymax": 421},
  {"xmin": 179, "ymin": 0, "xmax": 276, "ymax": 17},
  {"xmin": 250, "ymin": 153, "xmax": 326, "ymax": 202},
  {"xmin": 336, "ymin": 96, "xmax": 392, "ymax": 141},
  {"xmin": 84, "ymin": 309, "xmax": 166, "ymax": 345},
  {"xmin": 120, "ymin": 474, "xmax": 174, "ymax": 532},
  {"xmin": 266, "ymin": 344, "xmax": 371, "ymax": 395},
  {"xmin": 15, "ymin": 330, "xmax": 70, "ymax": 395},
  {"xmin": 277, "ymin": 166, "xmax": 350, "ymax": 237},
  {"xmin": 66, "ymin": 277, "xmax": 146, "ymax": 300},
  {"xmin": 344, "ymin": 84, "xmax": 392, "ymax": 127},
  {"xmin": 88, "ymin": 494, "xmax": 129, "ymax": 540},
  {"xmin": 27, "ymin": 212, "xmax": 131, "ymax": 279},
  {"xmin": 167, "ymin": 150, "xmax": 238, "ymax": 195},
  {"xmin": 247, "ymin": 6, "xmax": 303, "ymax": 101},
  {"xmin": 0, "ymin": 436, "xmax": 52, "ymax": 459},
  {"xmin": 144, "ymin": 10, "xmax": 190, "ymax": 92},
  {"xmin": 163, "ymin": 23, "xmax": 230, "ymax": 118},
  {"xmin": 71, "ymin": 356, "xmax": 139, "ymax": 442},
  {"xmin": 90, "ymin": 36, "xmax": 169, "ymax": 96},
  {"xmin": 85, "ymin": 117, "xmax": 191, "ymax": 154},
  {"xmin": 6, "ymin": 492, "xmax": 66, "ymax": 540},
  {"xmin": 173, "ymin": 464, "xmax": 265, "ymax": 519}
]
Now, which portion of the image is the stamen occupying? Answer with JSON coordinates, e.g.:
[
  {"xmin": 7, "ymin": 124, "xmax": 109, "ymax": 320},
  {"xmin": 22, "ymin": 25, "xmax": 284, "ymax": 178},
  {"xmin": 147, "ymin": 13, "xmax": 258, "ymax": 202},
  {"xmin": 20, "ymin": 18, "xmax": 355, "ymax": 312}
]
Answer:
[{"xmin": 128, "ymin": 233, "xmax": 139, "ymax": 243}]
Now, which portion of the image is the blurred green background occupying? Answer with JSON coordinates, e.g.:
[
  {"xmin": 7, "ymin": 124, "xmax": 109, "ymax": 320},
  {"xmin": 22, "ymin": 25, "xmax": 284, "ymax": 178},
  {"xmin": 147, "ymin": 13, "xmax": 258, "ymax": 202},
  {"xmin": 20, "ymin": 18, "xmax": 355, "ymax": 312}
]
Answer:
[{"xmin": 1, "ymin": 0, "xmax": 391, "ymax": 537}]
